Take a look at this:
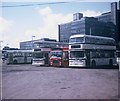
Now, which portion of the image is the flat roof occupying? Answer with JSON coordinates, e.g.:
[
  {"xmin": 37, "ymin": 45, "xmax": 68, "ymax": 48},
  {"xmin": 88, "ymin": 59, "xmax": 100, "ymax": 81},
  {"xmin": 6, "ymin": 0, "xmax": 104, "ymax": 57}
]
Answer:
[{"xmin": 70, "ymin": 34, "xmax": 115, "ymax": 41}]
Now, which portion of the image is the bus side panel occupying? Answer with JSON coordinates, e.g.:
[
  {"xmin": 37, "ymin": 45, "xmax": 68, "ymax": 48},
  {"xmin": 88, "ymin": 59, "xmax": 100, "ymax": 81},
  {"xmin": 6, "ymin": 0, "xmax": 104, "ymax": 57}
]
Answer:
[
  {"xmin": 90, "ymin": 58, "xmax": 108, "ymax": 66},
  {"xmin": 27, "ymin": 57, "xmax": 32, "ymax": 63},
  {"xmin": 90, "ymin": 58, "xmax": 117, "ymax": 66},
  {"xmin": 111, "ymin": 58, "xmax": 117, "ymax": 66},
  {"xmin": 44, "ymin": 52, "xmax": 49, "ymax": 66},
  {"xmin": 8, "ymin": 53, "xmax": 13, "ymax": 64},
  {"xmin": 26, "ymin": 52, "xmax": 33, "ymax": 64},
  {"xmin": 24, "ymin": 52, "xmax": 27, "ymax": 63},
  {"xmin": 62, "ymin": 51, "xmax": 69, "ymax": 67},
  {"xmin": 85, "ymin": 51, "xmax": 90, "ymax": 67}
]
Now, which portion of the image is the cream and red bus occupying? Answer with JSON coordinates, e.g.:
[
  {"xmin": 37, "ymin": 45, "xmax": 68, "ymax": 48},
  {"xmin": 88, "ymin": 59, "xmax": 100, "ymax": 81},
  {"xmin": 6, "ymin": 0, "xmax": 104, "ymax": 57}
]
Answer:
[{"xmin": 49, "ymin": 47, "xmax": 69, "ymax": 67}]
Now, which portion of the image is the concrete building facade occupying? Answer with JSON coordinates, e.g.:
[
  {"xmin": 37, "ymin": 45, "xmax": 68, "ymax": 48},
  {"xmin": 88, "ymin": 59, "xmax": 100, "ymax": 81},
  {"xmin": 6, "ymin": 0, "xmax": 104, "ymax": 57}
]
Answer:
[
  {"xmin": 20, "ymin": 38, "xmax": 57, "ymax": 50},
  {"xmin": 59, "ymin": 16, "xmax": 116, "ymax": 43},
  {"xmin": 58, "ymin": 2, "xmax": 119, "ymax": 49}
]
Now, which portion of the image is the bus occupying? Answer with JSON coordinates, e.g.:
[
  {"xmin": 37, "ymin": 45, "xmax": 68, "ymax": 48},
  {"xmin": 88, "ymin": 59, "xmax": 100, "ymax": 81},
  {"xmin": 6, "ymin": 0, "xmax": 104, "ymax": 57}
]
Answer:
[
  {"xmin": 2, "ymin": 50, "xmax": 6, "ymax": 63},
  {"xmin": 116, "ymin": 50, "xmax": 120, "ymax": 65},
  {"xmin": 5, "ymin": 50, "xmax": 33, "ymax": 64},
  {"xmin": 69, "ymin": 34, "xmax": 117, "ymax": 67},
  {"xmin": 32, "ymin": 47, "xmax": 51, "ymax": 66},
  {"xmin": 49, "ymin": 47, "xmax": 69, "ymax": 67}
]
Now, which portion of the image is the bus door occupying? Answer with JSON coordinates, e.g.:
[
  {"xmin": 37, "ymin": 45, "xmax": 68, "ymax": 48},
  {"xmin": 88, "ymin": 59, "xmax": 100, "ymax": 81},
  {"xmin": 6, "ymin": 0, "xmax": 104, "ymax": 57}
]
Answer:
[
  {"xmin": 9, "ymin": 53, "xmax": 13, "ymax": 64},
  {"xmin": 44, "ymin": 52, "xmax": 49, "ymax": 66},
  {"xmin": 63, "ymin": 51, "xmax": 69, "ymax": 67},
  {"xmin": 24, "ymin": 52, "xmax": 27, "ymax": 63},
  {"xmin": 85, "ymin": 51, "xmax": 90, "ymax": 67}
]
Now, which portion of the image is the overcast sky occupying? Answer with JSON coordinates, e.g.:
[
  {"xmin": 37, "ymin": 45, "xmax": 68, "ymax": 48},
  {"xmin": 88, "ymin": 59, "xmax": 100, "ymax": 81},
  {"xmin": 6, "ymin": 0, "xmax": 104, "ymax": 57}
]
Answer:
[{"xmin": 0, "ymin": 0, "xmax": 119, "ymax": 48}]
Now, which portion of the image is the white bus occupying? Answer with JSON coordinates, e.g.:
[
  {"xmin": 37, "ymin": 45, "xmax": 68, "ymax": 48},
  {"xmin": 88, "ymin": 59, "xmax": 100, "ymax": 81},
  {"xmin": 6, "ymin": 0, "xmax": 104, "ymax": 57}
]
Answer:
[
  {"xmin": 69, "ymin": 34, "xmax": 117, "ymax": 67},
  {"xmin": 32, "ymin": 48, "xmax": 51, "ymax": 66},
  {"xmin": 5, "ymin": 50, "xmax": 33, "ymax": 64}
]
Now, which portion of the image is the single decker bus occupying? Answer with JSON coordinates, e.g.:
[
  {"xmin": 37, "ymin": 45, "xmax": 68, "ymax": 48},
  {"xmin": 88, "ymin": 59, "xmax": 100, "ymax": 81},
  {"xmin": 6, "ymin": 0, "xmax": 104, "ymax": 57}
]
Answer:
[{"xmin": 5, "ymin": 49, "xmax": 33, "ymax": 64}]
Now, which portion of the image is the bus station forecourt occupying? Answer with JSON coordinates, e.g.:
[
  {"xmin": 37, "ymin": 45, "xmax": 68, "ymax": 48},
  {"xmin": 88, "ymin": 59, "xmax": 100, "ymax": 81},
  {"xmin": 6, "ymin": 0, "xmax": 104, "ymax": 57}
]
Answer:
[
  {"xmin": 1, "ymin": 35, "xmax": 120, "ymax": 99},
  {"xmin": 2, "ymin": 63, "xmax": 119, "ymax": 99}
]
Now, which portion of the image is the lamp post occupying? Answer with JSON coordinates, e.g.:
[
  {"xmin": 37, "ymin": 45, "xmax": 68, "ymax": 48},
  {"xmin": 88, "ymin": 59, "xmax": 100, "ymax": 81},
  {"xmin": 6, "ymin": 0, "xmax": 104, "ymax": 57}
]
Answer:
[
  {"xmin": 0, "ymin": 41, "xmax": 3, "ymax": 66},
  {"xmin": 32, "ymin": 36, "xmax": 35, "ymax": 49},
  {"xmin": 0, "ymin": 41, "xmax": 3, "ymax": 50},
  {"xmin": 0, "ymin": 41, "xmax": 3, "ymax": 101}
]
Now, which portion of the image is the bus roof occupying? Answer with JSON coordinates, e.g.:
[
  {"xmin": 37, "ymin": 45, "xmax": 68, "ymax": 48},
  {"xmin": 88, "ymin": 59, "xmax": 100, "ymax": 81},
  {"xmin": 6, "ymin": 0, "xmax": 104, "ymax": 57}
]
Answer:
[
  {"xmin": 3, "ymin": 49, "xmax": 33, "ymax": 53},
  {"xmin": 34, "ymin": 47, "xmax": 51, "ymax": 52},
  {"xmin": 51, "ymin": 47, "xmax": 69, "ymax": 51},
  {"xmin": 70, "ymin": 34, "xmax": 115, "ymax": 41}
]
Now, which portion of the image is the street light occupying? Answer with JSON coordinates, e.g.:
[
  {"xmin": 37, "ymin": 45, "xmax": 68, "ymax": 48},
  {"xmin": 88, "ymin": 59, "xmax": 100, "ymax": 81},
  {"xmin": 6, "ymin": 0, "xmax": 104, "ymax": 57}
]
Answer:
[
  {"xmin": 32, "ymin": 36, "xmax": 35, "ymax": 49},
  {"xmin": 0, "ymin": 41, "xmax": 3, "ymax": 101},
  {"xmin": 0, "ymin": 41, "xmax": 3, "ymax": 50}
]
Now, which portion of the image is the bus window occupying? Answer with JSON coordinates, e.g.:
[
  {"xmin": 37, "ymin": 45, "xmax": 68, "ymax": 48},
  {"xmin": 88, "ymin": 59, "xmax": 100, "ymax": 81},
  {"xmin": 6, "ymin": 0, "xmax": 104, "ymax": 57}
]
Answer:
[
  {"xmin": 70, "ymin": 51, "xmax": 84, "ymax": 58},
  {"xmin": 33, "ymin": 52, "xmax": 43, "ymax": 58},
  {"xmin": 50, "ymin": 51, "xmax": 62, "ymax": 57},
  {"xmin": 70, "ymin": 37, "xmax": 84, "ymax": 43},
  {"xmin": 27, "ymin": 52, "xmax": 32, "ymax": 57}
]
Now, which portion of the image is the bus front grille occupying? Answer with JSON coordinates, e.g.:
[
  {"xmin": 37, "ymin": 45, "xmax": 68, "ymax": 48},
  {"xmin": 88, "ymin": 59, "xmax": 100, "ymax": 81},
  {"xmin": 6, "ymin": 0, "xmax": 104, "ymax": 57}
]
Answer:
[{"xmin": 53, "ymin": 60, "xmax": 59, "ymax": 64}]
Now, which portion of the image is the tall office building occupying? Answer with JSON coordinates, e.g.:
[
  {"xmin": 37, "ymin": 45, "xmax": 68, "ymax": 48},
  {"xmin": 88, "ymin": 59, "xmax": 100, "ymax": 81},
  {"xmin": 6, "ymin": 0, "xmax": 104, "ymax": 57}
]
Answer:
[
  {"xmin": 73, "ymin": 13, "xmax": 83, "ymax": 21},
  {"xmin": 96, "ymin": 2, "xmax": 117, "ymax": 25},
  {"xmin": 111, "ymin": 2, "xmax": 117, "ymax": 25},
  {"xmin": 97, "ymin": 12, "xmax": 111, "ymax": 23},
  {"xmin": 58, "ymin": 2, "xmax": 119, "ymax": 49},
  {"xmin": 58, "ymin": 22, "xmax": 71, "ymax": 42},
  {"xmin": 116, "ymin": 2, "xmax": 120, "ymax": 49},
  {"xmin": 59, "ymin": 16, "xmax": 115, "ymax": 43}
]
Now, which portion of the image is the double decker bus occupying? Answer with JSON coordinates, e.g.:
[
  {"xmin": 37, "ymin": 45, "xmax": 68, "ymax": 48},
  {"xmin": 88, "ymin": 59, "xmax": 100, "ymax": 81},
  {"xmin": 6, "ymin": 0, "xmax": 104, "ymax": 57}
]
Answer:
[
  {"xmin": 5, "ymin": 50, "xmax": 33, "ymax": 64},
  {"xmin": 32, "ymin": 47, "xmax": 51, "ymax": 66},
  {"xmin": 69, "ymin": 34, "xmax": 117, "ymax": 67},
  {"xmin": 49, "ymin": 47, "xmax": 69, "ymax": 67}
]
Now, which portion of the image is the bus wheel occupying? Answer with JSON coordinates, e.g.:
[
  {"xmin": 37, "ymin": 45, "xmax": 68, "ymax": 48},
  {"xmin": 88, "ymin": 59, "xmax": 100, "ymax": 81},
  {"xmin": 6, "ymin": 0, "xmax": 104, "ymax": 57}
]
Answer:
[
  {"xmin": 109, "ymin": 59, "xmax": 113, "ymax": 67},
  {"xmin": 31, "ymin": 59, "xmax": 33, "ymax": 64},
  {"xmin": 13, "ymin": 60, "xmax": 18, "ymax": 64},
  {"xmin": 92, "ymin": 60, "xmax": 96, "ymax": 67}
]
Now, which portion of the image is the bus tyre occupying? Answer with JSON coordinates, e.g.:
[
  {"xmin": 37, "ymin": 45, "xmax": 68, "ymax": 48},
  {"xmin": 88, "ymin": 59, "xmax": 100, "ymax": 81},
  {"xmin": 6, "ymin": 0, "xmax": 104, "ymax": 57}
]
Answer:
[
  {"xmin": 92, "ymin": 60, "xmax": 96, "ymax": 67},
  {"xmin": 109, "ymin": 59, "xmax": 113, "ymax": 67},
  {"xmin": 13, "ymin": 60, "xmax": 17, "ymax": 64},
  {"xmin": 31, "ymin": 59, "xmax": 32, "ymax": 64}
]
